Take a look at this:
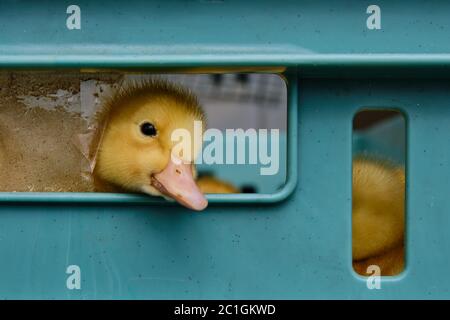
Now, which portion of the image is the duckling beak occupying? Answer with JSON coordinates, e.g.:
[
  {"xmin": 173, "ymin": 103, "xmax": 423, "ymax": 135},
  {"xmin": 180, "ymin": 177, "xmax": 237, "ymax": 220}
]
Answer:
[{"xmin": 151, "ymin": 158, "xmax": 208, "ymax": 211}]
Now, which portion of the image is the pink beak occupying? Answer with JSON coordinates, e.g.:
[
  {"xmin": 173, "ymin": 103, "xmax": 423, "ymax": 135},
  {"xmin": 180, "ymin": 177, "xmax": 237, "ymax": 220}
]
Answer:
[{"xmin": 151, "ymin": 158, "xmax": 208, "ymax": 211}]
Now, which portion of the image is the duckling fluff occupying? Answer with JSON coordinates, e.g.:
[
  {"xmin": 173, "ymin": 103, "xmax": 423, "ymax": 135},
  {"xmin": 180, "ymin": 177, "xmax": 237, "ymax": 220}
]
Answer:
[
  {"xmin": 92, "ymin": 80, "xmax": 208, "ymax": 211},
  {"xmin": 352, "ymin": 157, "xmax": 405, "ymax": 275},
  {"xmin": 196, "ymin": 175, "xmax": 239, "ymax": 194}
]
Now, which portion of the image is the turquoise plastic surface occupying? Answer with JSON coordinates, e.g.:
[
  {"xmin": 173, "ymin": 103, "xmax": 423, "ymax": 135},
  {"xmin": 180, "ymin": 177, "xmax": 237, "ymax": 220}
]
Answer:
[{"xmin": 0, "ymin": 1, "xmax": 449, "ymax": 299}]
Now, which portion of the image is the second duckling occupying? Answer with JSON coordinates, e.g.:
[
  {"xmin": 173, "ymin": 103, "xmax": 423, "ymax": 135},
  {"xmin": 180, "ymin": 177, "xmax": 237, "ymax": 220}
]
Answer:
[{"xmin": 352, "ymin": 157, "xmax": 405, "ymax": 276}]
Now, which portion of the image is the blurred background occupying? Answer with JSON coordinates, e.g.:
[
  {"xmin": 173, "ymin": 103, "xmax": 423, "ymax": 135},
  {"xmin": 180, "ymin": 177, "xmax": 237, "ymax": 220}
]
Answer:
[{"xmin": 353, "ymin": 110, "xmax": 405, "ymax": 166}]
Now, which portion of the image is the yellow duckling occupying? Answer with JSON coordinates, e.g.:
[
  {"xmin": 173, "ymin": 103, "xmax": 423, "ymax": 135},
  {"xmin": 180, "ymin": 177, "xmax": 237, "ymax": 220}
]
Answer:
[
  {"xmin": 352, "ymin": 157, "xmax": 405, "ymax": 276},
  {"xmin": 90, "ymin": 80, "xmax": 208, "ymax": 211}
]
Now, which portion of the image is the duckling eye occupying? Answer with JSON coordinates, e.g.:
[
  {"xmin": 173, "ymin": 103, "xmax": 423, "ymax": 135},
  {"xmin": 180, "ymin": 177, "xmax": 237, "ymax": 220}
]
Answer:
[{"xmin": 140, "ymin": 122, "xmax": 157, "ymax": 137}]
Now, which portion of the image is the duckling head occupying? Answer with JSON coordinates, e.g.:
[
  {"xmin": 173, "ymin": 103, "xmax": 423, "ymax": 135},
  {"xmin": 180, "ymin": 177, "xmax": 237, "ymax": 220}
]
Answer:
[{"xmin": 94, "ymin": 80, "xmax": 208, "ymax": 211}]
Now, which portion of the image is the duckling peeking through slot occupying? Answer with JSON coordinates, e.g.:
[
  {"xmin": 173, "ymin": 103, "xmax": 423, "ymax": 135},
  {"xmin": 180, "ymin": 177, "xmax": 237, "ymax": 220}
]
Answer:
[
  {"xmin": 0, "ymin": 72, "xmax": 286, "ymax": 210},
  {"xmin": 76, "ymin": 74, "xmax": 287, "ymax": 209}
]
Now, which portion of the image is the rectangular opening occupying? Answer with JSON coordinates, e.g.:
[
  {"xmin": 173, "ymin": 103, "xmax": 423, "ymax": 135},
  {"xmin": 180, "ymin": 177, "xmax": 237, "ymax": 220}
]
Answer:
[
  {"xmin": 0, "ymin": 70, "xmax": 293, "ymax": 207},
  {"xmin": 352, "ymin": 109, "xmax": 405, "ymax": 276}
]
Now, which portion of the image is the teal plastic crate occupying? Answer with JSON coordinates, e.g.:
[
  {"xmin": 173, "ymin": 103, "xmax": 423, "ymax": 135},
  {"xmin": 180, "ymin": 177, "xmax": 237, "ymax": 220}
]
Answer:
[{"xmin": 0, "ymin": 0, "xmax": 449, "ymax": 299}]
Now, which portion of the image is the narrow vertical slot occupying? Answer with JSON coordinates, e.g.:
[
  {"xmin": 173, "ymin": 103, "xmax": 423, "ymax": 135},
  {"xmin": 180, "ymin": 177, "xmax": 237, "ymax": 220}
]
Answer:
[{"xmin": 352, "ymin": 109, "xmax": 405, "ymax": 276}]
